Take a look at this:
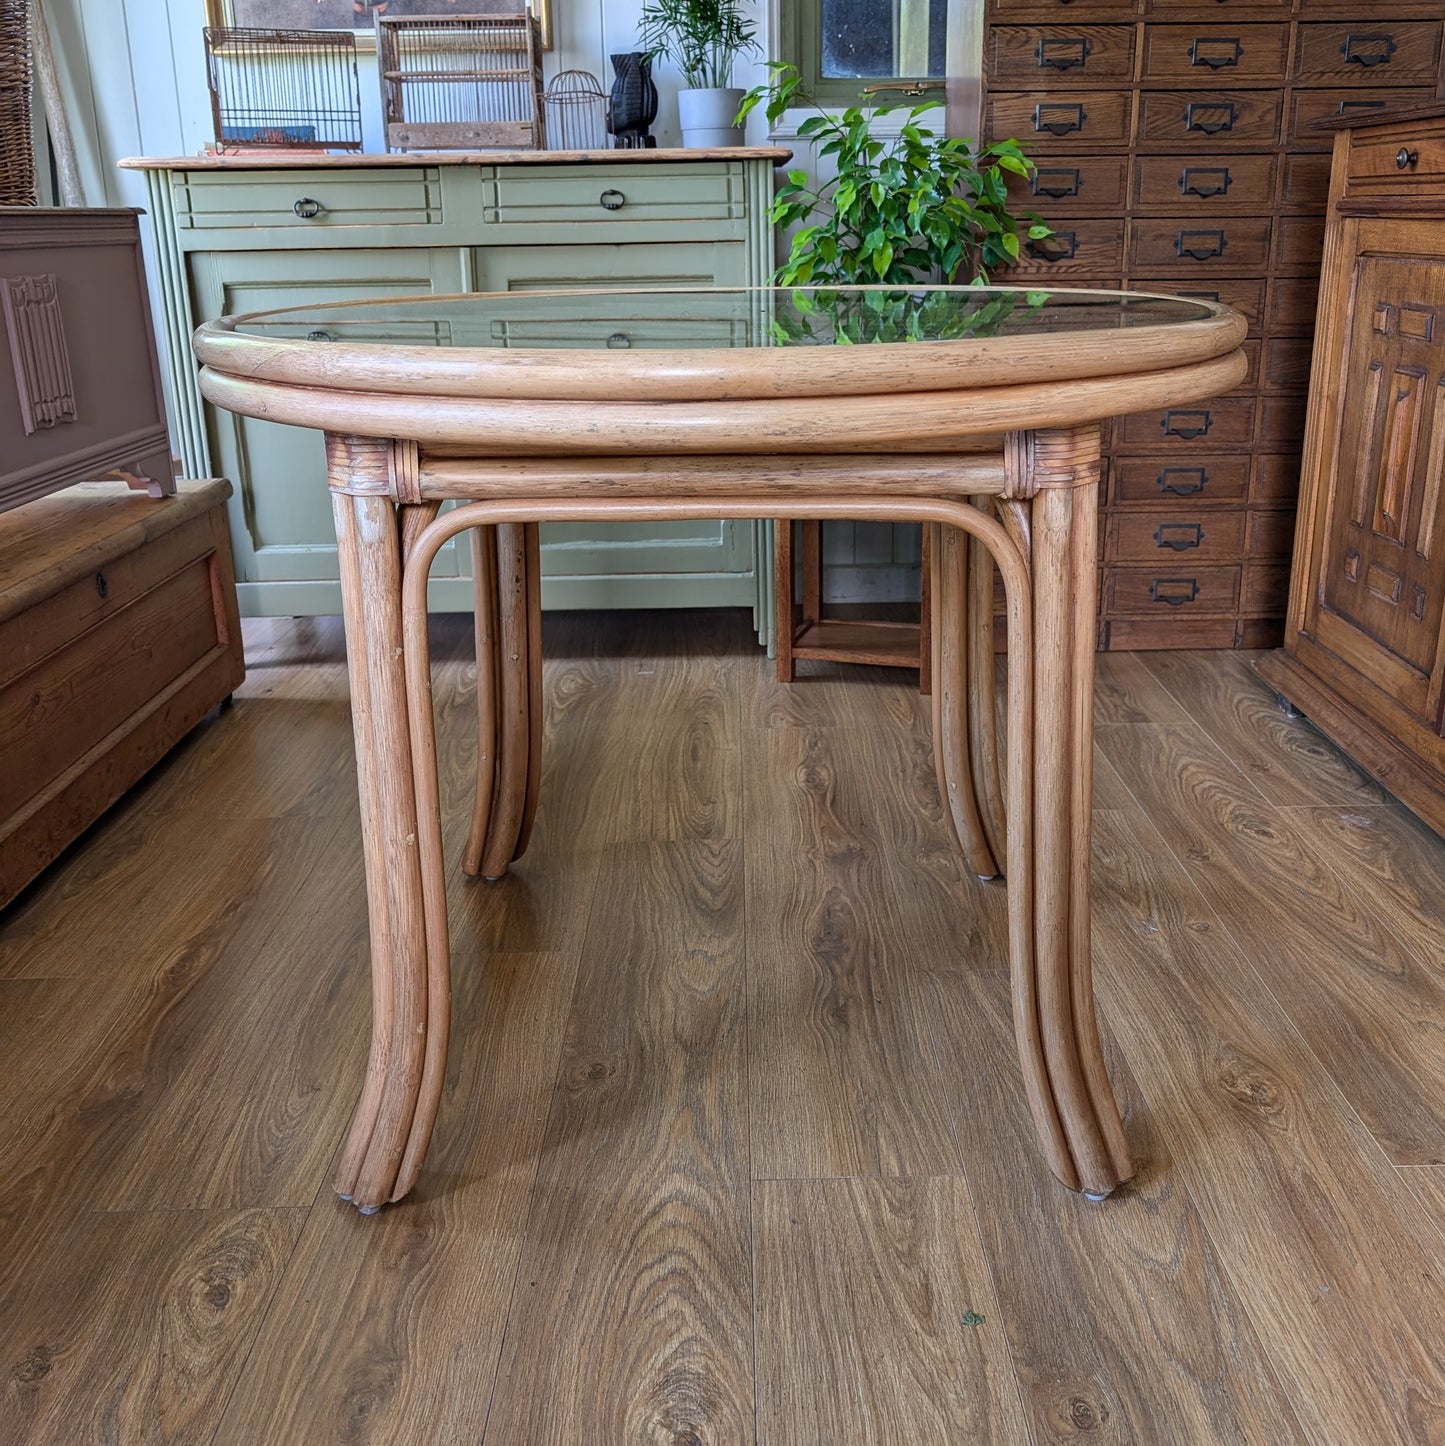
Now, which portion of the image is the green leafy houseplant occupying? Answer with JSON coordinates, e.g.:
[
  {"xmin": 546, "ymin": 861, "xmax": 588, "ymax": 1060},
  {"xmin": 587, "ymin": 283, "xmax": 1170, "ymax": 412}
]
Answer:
[
  {"xmin": 737, "ymin": 63, "xmax": 1051, "ymax": 286},
  {"xmin": 637, "ymin": 0, "xmax": 760, "ymax": 89}
]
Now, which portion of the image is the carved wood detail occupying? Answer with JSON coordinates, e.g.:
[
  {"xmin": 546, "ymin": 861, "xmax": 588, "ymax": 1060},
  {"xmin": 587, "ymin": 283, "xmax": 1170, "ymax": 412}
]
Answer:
[{"xmin": 2, "ymin": 273, "xmax": 77, "ymax": 436}]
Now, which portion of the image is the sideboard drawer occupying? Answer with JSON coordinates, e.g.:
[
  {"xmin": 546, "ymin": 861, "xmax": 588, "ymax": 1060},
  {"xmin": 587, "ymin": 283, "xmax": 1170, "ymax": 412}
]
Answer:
[
  {"xmin": 1132, "ymin": 153, "xmax": 1278, "ymax": 212},
  {"xmin": 1106, "ymin": 508, "xmax": 1247, "ymax": 563},
  {"xmin": 1127, "ymin": 276, "xmax": 1265, "ymax": 329},
  {"xmin": 1114, "ymin": 395, "xmax": 1256, "ymax": 450},
  {"xmin": 481, "ymin": 163, "xmax": 746, "ymax": 226},
  {"xmin": 1140, "ymin": 24, "xmax": 1290, "ymax": 84},
  {"xmin": 1137, "ymin": 90, "xmax": 1283, "ymax": 148},
  {"xmin": 1287, "ymin": 89, "xmax": 1437, "ymax": 151},
  {"xmin": 1012, "ymin": 155, "xmax": 1129, "ymax": 215},
  {"xmin": 988, "ymin": 26, "xmax": 1137, "ymax": 86},
  {"xmin": 1347, "ymin": 131, "xmax": 1445, "ymax": 190},
  {"xmin": 987, "ymin": 91, "xmax": 1132, "ymax": 149},
  {"xmin": 1102, "ymin": 564, "xmax": 1242, "ymax": 617},
  {"xmin": 1126, "ymin": 216, "xmax": 1271, "ymax": 271},
  {"xmin": 1110, "ymin": 454, "xmax": 1251, "ymax": 506},
  {"xmin": 173, "ymin": 169, "xmax": 444, "ymax": 230},
  {"xmin": 1010, "ymin": 218, "xmax": 1125, "ymax": 273},
  {"xmin": 1293, "ymin": 23, "xmax": 1442, "ymax": 87}
]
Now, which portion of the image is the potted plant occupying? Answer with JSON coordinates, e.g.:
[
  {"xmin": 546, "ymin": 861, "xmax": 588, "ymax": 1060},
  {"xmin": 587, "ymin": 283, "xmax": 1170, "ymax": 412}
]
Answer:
[
  {"xmin": 637, "ymin": 0, "xmax": 760, "ymax": 148},
  {"xmin": 737, "ymin": 63, "xmax": 1051, "ymax": 287}
]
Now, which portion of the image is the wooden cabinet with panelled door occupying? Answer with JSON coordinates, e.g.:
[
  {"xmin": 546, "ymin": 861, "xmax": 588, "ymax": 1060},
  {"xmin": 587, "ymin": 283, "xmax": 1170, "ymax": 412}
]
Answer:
[
  {"xmin": 1258, "ymin": 102, "xmax": 1445, "ymax": 837},
  {"xmin": 983, "ymin": 0, "xmax": 1445, "ymax": 649}
]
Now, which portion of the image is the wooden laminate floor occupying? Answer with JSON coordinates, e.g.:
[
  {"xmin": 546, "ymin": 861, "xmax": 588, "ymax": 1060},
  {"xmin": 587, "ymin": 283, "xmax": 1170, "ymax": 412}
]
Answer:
[{"xmin": 2, "ymin": 609, "xmax": 1443, "ymax": 1444}]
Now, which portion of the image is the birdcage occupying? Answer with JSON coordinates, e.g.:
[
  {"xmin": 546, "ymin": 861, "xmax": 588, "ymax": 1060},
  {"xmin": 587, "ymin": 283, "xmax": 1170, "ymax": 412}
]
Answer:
[
  {"xmin": 376, "ymin": 13, "xmax": 544, "ymax": 153},
  {"xmin": 541, "ymin": 69, "xmax": 608, "ymax": 152},
  {"xmin": 204, "ymin": 27, "xmax": 363, "ymax": 153},
  {"xmin": 0, "ymin": 0, "xmax": 35, "ymax": 204}
]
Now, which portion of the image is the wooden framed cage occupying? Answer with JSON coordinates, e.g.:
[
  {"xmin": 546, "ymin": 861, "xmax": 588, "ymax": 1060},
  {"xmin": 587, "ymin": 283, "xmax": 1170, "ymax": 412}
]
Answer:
[
  {"xmin": 204, "ymin": 27, "xmax": 363, "ymax": 153},
  {"xmin": 376, "ymin": 13, "xmax": 544, "ymax": 152}
]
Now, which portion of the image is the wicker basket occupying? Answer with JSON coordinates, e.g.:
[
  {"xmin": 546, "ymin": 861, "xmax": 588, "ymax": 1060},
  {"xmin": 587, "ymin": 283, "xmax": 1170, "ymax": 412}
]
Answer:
[{"xmin": 0, "ymin": 0, "xmax": 35, "ymax": 205}]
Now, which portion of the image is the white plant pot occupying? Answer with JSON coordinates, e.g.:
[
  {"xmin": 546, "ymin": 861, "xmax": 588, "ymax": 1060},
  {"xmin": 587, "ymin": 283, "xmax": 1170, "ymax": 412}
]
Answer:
[{"xmin": 677, "ymin": 87, "xmax": 745, "ymax": 148}]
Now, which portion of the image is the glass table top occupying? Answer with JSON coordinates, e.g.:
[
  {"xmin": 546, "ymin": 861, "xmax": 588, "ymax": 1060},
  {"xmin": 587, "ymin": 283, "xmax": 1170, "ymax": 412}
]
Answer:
[{"xmin": 219, "ymin": 285, "xmax": 1222, "ymax": 350}]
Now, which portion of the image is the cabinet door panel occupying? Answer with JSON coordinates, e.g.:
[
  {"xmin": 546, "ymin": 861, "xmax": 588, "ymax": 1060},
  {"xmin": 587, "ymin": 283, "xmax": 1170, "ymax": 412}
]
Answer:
[
  {"xmin": 1310, "ymin": 244, "xmax": 1445, "ymax": 718},
  {"xmin": 191, "ymin": 247, "xmax": 470, "ymax": 604},
  {"xmin": 469, "ymin": 241, "xmax": 757, "ymax": 605}
]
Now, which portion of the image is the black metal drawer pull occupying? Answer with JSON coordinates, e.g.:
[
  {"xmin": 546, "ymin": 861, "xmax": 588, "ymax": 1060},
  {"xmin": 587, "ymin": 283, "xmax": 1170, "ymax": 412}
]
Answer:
[
  {"xmin": 1151, "ymin": 578, "xmax": 1200, "ymax": 606},
  {"xmin": 1037, "ymin": 37, "xmax": 1090, "ymax": 71},
  {"xmin": 1155, "ymin": 522, "xmax": 1205, "ymax": 552},
  {"xmin": 1180, "ymin": 166, "xmax": 1231, "ymax": 198},
  {"xmin": 606, "ymin": 333, "xmax": 632, "ymax": 349},
  {"xmin": 292, "ymin": 197, "xmax": 321, "ymax": 219},
  {"xmin": 1176, "ymin": 229, "xmax": 1227, "ymax": 261},
  {"xmin": 1343, "ymin": 33, "xmax": 1397, "ymax": 68},
  {"xmin": 1034, "ymin": 103, "xmax": 1086, "ymax": 137},
  {"xmin": 1191, "ymin": 36, "xmax": 1242, "ymax": 69},
  {"xmin": 1026, "ymin": 231, "xmax": 1078, "ymax": 262},
  {"xmin": 1185, "ymin": 101, "xmax": 1236, "ymax": 136},
  {"xmin": 1156, "ymin": 467, "xmax": 1208, "ymax": 496},
  {"xmin": 599, "ymin": 189, "xmax": 626, "ymax": 210},
  {"xmin": 1397, "ymin": 148, "xmax": 1419, "ymax": 170},
  {"xmin": 1162, "ymin": 409, "xmax": 1212, "ymax": 440},
  {"xmin": 1033, "ymin": 167, "xmax": 1083, "ymax": 199},
  {"xmin": 305, "ymin": 330, "xmax": 335, "ymax": 342}
]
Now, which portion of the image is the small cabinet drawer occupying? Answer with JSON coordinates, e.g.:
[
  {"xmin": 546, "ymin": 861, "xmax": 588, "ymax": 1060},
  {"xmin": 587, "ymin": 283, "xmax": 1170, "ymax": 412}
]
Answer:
[
  {"xmin": 1106, "ymin": 509, "xmax": 1247, "ymax": 563},
  {"xmin": 1280, "ymin": 153, "xmax": 1333, "ymax": 210},
  {"xmin": 1111, "ymin": 454, "xmax": 1251, "ymax": 505},
  {"xmin": 1262, "ymin": 335, "xmax": 1313, "ymax": 394},
  {"xmin": 1266, "ymin": 276, "xmax": 1320, "ymax": 334},
  {"xmin": 1102, "ymin": 565, "xmax": 1242, "ymax": 617},
  {"xmin": 1008, "ymin": 218, "xmax": 1126, "ymax": 274},
  {"xmin": 1347, "ymin": 132, "xmax": 1445, "ymax": 190},
  {"xmin": 481, "ymin": 164, "xmax": 746, "ymax": 226},
  {"xmin": 1247, "ymin": 508, "xmax": 1297, "ymax": 561},
  {"xmin": 1256, "ymin": 394, "xmax": 1309, "ymax": 450},
  {"xmin": 992, "ymin": 0, "xmax": 1138, "ymax": 13},
  {"xmin": 987, "ymin": 91, "xmax": 1131, "ymax": 148},
  {"xmin": 1137, "ymin": 91, "xmax": 1282, "ymax": 148},
  {"xmin": 1140, "ymin": 24, "xmax": 1289, "ymax": 84},
  {"xmin": 1273, "ymin": 214, "xmax": 1326, "ymax": 274},
  {"xmin": 1241, "ymin": 562, "xmax": 1290, "ymax": 615},
  {"xmin": 1127, "ymin": 276, "xmax": 1264, "ymax": 329},
  {"xmin": 1115, "ymin": 395, "xmax": 1256, "ymax": 450},
  {"xmin": 1127, "ymin": 217, "xmax": 1271, "ymax": 271},
  {"xmin": 1009, "ymin": 156, "xmax": 1129, "ymax": 215},
  {"xmin": 1251, "ymin": 454, "xmax": 1301, "ymax": 506},
  {"xmin": 988, "ymin": 26, "xmax": 1136, "ymax": 84},
  {"xmin": 172, "ymin": 169, "xmax": 444, "ymax": 229},
  {"xmin": 1287, "ymin": 90, "xmax": 1437, "ymax": 152},
  {"xmin": 1132, "ymin": 154, "xmax": 1278, "ymax": 212},
  {"xmin": 1293, "ymin": 23, "xmax": 1442, "ymax": 86},
  {"xmin": 1147, "ymin": 0, "xmax": 1286, "ymax": 8}
]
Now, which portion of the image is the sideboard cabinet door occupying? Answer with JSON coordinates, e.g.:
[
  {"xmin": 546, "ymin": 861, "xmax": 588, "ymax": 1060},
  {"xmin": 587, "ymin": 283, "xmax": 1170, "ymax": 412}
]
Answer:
[{"xmin": 190, "ymin": 246, "xmax": 473, "ymax": 616}]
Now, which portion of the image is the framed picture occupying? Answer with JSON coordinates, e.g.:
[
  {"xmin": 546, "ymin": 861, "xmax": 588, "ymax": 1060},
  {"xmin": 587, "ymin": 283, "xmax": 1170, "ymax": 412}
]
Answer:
[{"xmin": 204, "ymin": 0, "xmax": 553, "ymax": 51}]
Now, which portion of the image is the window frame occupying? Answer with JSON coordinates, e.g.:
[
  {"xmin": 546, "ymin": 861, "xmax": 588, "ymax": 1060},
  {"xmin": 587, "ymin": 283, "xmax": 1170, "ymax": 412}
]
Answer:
[{"xmin": 780, "ymin": 0, "xmax": 953, "ymax": 109}]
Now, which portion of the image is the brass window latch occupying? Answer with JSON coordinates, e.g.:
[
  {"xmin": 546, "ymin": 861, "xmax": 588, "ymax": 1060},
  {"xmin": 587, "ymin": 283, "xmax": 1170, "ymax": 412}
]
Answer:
[{"xmin": 861, "ymin": 80, "xmax": 945, "ymax": 97}]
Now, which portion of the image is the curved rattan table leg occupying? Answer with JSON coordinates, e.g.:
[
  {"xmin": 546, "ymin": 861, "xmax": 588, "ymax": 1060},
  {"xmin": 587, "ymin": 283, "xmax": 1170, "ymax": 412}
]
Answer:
[
  {"xmin": 463, "ymin": 525, "xmax": 500, "ymax": 877},
  {"xmin": 967, "ymin": 519, "xmax": 1007, "ymax": 867},
  {"xmin": 330, "ymin": 483, "xmax": 432, "ymax": 1213},
  {"xmin": 932, "ymin": 518, "xmax": 1000, "ymax": 879},
  {"xmin": 1020, "ymin": 427, "xmax": 1133, "ymax": 1199},
  {"xmin": 513, "ymin": 521, "xmax": 544, "ymax": 861},
  {"xmin": 477, "ymin": 522, "xmax": 532, "ymax": 879}
]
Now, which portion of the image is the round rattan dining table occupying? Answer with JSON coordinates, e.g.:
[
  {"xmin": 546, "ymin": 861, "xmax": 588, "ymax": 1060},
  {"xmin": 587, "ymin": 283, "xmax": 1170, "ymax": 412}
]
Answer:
[{"xmin": 194, "ymin": 285, "xmax": 1247, "ymax": 1213}]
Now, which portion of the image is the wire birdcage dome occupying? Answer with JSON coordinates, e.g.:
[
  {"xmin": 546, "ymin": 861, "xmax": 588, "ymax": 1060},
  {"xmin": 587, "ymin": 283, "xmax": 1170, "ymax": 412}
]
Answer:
[{"xmin": 542, "ymin": 69, "xmax": 609, "ymax": 152}]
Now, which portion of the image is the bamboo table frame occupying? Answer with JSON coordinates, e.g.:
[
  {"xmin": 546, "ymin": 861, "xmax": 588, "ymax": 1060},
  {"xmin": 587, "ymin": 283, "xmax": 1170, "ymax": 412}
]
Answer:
[{"xmin": 194, "ymin": 286, "xmax": 1247, "ymax": 1214}]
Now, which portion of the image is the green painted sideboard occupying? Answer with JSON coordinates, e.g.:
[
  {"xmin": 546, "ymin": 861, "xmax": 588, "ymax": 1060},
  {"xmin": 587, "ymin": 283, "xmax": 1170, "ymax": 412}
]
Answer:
[{"xmin": 121, "ymin": 149, "xmax": 786, "ymax": 625}]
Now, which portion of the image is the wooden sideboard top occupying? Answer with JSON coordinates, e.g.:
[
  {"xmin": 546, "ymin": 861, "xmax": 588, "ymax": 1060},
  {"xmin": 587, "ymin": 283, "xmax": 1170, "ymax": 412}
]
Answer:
[{"xmin": 119, "ymin": 147, "xmax": 792, "ymax": 171}]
